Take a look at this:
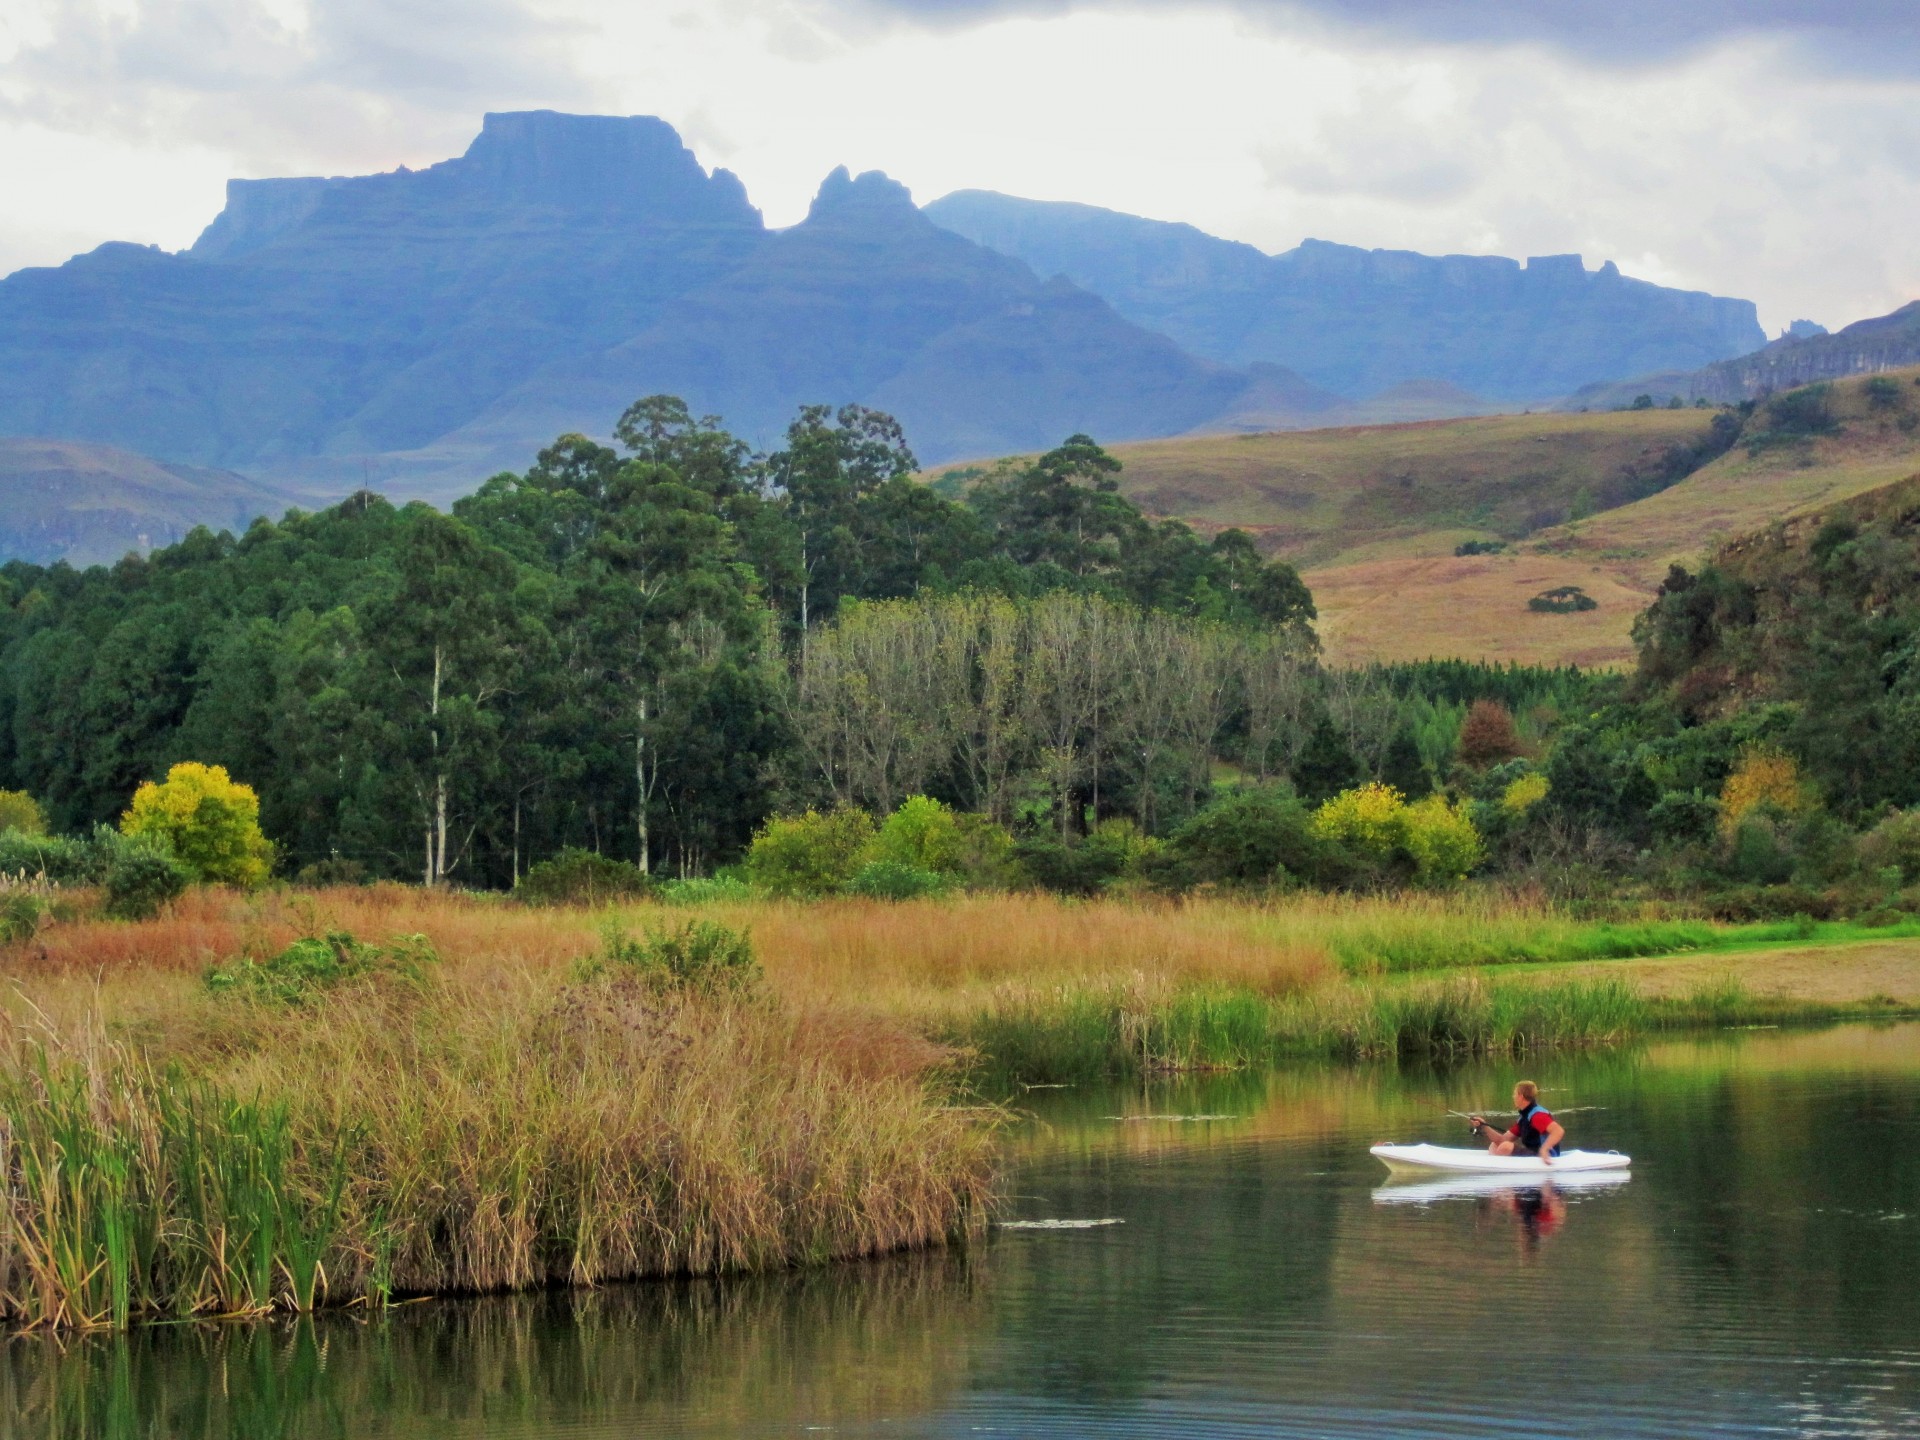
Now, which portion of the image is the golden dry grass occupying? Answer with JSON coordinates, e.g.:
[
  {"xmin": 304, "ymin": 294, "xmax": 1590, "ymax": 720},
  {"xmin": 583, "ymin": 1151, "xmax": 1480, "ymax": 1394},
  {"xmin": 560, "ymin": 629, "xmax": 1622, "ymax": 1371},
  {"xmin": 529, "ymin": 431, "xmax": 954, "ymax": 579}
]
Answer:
[
  {"xmin": 1302, "ymin": 369, "xmax": 1920, "ymax": 666},
  {"xmin": 1102, "ymin": 409, "xmax": 1712, "ymax": 569},
  {"xmin": 0, "ymin": 889, "xmax": 997, "ymax": 1329}
]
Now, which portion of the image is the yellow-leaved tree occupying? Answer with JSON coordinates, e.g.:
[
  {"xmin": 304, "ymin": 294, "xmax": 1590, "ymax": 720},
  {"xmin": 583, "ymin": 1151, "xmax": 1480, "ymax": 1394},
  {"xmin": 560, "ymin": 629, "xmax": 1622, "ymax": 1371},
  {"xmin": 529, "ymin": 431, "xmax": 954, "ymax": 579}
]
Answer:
[
  {"xmin": 0, "ymin": 788, "xmax": 45, "ymax": 835},
  {"xmin": 1718, "ymin": 745, "xmax": 1809, "ymax": 842},
  {"xmin": 1311, "ymin": 782, "xmax": 1483, "ymax": 884},
  {"xmin": 121, "ymin": 763, "xmax": 274, "ymax": 887}
]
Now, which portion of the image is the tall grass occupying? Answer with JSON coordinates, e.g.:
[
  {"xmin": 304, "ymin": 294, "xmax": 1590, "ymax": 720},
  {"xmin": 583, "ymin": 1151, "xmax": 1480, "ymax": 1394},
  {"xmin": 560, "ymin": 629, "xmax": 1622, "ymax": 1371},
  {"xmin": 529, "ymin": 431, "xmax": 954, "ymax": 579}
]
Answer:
[
  {"xmin": 939, "ymin": 974, "xmax": 1653, "ymax": 1084},
  {"xmin": 0, "ymin": 948, "xmax": 995, "ymax": 1330}
]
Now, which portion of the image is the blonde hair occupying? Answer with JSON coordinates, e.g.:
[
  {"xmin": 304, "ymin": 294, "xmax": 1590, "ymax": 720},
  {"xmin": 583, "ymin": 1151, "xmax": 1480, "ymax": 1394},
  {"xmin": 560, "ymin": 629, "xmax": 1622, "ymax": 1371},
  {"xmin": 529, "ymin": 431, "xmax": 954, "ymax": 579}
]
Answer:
[{"xmin": 1515, "ymin": 1080, "xmax": 1539, "ymax": 1103}]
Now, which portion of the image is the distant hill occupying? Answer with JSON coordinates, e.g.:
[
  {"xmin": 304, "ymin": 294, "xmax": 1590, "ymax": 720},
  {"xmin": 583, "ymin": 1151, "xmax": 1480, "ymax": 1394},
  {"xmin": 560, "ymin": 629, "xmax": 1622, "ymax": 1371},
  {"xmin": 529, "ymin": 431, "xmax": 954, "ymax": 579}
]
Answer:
[
  {"xmin": 0, "ymin": 439, "xmax": 304, "ymax": 566},
  {"xmin": 1572, "ymin": 301, "xmax": 1920, "ymax": 410},
  {"xmin": 0, "ymin": 112, "xmax": 1273, "ymax": 501},
  {"xmin": 923, "ymin": 191, "xmax": 1764, "ymax": 404},
  {"xmin": 938, "ymin": 369, "xmax": 1920, "ymax": 669}
]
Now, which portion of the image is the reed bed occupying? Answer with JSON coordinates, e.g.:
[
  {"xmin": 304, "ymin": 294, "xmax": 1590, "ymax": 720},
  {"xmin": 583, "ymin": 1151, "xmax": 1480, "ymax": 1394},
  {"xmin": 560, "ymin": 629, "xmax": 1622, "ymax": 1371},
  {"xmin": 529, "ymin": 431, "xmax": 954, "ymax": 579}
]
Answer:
[{"xmin": 0, "ymin": 931, "xmax": 994, "ymax": 1331}]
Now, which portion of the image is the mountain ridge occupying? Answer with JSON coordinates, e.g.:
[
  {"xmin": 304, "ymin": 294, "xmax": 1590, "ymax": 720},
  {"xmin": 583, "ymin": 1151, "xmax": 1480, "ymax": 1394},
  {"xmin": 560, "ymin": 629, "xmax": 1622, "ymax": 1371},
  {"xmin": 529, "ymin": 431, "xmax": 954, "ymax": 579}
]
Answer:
[
  {"xmin": 0, "ymin": 109, "xmax": 1779, "ymax": 508},
  {"xmin": 923, "ymin": 189, "xmax": 1765, "ymax": 403},
  {"xmin": 1572, "ymin": 301, "xmax": 1920, "ymax": 409}
]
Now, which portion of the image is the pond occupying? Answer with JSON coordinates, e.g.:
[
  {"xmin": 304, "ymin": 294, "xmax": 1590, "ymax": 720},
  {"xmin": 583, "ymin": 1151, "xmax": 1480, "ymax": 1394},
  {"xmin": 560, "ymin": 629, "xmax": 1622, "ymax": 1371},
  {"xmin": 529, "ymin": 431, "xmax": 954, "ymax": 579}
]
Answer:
[{"xmin": 8, "ymin": 1024, "xmax": 1919, "ymax": 1438}]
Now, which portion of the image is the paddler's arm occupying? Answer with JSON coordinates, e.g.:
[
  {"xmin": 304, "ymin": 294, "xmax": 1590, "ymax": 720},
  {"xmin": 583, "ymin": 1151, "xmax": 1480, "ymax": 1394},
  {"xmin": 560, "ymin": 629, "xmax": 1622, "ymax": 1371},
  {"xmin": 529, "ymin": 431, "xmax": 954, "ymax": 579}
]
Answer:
[{"xmin": 1540, "ymin": 1119, "xmax": 1565, "ymax": 1162}]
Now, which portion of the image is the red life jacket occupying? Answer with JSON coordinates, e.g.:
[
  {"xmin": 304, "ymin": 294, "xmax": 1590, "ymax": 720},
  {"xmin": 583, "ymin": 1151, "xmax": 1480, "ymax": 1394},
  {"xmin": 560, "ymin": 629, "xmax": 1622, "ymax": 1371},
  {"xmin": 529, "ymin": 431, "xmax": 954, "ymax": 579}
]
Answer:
[{"xmin": 1509, "ymin": 1101, "xmax": 1557, "ymax": 1155}]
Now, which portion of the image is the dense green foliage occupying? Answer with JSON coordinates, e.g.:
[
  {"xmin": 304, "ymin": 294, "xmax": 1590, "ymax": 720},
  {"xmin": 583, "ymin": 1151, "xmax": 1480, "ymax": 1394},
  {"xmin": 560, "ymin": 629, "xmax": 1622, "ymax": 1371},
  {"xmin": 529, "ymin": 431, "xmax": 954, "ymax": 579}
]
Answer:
[{"xmin": 0, "ymin": 399, "xmax": 1311, "ymax": 885}]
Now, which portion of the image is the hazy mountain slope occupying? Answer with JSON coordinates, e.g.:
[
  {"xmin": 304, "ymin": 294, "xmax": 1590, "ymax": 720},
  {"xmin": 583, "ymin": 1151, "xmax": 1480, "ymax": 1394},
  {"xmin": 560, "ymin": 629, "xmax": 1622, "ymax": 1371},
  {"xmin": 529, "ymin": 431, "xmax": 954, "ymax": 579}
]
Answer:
[
  {"xmin": 0, "ymin": 439, "xmax": 305, "ymax": 566},
  {"xmin": 1573, "ymin": 301, "xmax": 1920, "ymax": 410},
  {"xmin": 0, "ymin": 113, "xmax": 768, "ymax": 471},
  {"xmin": 361, "ymin": 168, "xmax": 1261, "ymax": 495},
  {"xmin": 924, "ymin": 190, "xmax": 1765, "ymax": 403},
  {"xmin": 0, "ymin": 114, "xmax": 1271, "ymax": 494}
]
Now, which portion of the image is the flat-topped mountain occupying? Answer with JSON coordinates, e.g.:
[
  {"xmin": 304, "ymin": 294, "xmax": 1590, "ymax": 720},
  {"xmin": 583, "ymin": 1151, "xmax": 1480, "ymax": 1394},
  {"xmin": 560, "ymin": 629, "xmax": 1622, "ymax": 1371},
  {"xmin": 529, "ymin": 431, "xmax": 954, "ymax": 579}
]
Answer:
[
  {"xmin": 0, "ymin": 110, "xmax": 1772, "ymax": 504},
  {"xmin": 923, "ymin": 191, "xmax": 1765, "ymax": 404},
  {"xmin": 0, "ymin": 113, "xmax": 1272, "ymax": 498}
]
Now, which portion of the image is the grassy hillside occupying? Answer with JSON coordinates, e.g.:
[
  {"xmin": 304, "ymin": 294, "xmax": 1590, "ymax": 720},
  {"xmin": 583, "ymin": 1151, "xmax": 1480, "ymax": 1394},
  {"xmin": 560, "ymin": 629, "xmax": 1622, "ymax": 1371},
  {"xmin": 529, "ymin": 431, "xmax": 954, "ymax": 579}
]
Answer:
[
  {"xmin": 0, "ymin": 438, "xmax": 306, "ymax": 566},
  {"xmin": 982, "ymin": 369, "xmax": 1920, "ymax": 669},
  {"xmin": 1103, "ymin": 407, "xmax": 1715, "ymax": 570}
]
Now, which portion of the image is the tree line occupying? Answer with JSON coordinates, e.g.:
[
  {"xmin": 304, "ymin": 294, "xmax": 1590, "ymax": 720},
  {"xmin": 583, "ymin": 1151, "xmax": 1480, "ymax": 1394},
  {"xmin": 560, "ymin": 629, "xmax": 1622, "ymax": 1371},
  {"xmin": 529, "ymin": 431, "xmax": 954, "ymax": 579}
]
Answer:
[{"xmin": 0, "ymin": 398, "xmax": 1324, "ymax": 886}]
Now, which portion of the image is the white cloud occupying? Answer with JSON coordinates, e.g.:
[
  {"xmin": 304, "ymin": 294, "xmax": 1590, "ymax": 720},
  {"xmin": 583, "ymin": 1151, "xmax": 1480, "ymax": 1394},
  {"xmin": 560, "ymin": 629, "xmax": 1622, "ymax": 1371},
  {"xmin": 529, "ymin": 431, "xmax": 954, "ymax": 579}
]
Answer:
[{"xmin": 1, "ymin": 0, "xmax": 1917, "ymax": 332}]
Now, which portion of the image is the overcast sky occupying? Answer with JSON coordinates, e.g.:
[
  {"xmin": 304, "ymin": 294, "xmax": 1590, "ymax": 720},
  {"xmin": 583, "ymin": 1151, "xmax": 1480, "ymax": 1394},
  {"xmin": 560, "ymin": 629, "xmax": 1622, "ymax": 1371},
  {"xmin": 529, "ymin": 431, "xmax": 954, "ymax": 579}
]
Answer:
[{"xmin": 3, "ymin": 0, "xmax": 1917, "ymax": 333}]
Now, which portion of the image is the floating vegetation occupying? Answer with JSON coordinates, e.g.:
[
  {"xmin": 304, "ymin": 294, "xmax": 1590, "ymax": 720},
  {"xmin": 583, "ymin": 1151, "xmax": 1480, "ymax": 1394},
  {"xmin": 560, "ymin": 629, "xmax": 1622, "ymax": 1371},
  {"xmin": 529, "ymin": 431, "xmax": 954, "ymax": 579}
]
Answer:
[{"xmin": 995, "ymin": 1219, "xmax": 1125, "ymax": 1231}]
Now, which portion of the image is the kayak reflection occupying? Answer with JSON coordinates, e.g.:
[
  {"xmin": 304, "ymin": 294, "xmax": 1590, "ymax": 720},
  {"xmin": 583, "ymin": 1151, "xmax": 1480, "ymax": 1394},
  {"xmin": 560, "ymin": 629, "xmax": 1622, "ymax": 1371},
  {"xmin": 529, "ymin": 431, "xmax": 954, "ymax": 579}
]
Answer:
[
  {"xmin": 1371, "ymin": 1169, "xmax": 1632, "ymax": 1206},
  {"xmin": 1372, "ymin": 1170, "xmax": 1629, "ymax": 1254}
]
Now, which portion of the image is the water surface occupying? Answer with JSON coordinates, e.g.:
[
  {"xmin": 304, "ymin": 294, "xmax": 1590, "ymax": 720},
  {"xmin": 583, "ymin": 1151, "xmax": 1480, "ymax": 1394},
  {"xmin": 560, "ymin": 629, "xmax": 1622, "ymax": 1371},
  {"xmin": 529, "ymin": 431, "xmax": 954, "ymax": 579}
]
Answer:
[{"xmin": 10, "ymin": 1024, "xmax": 1919, "ymax": 1438}]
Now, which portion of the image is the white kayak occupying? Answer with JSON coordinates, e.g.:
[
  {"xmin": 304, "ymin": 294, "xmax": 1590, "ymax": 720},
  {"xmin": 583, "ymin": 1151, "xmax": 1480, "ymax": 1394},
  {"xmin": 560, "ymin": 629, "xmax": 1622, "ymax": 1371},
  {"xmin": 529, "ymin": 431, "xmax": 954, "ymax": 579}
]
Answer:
[{"xmin": 1370, "ymin": 1142, "xmax": 1631, "ymax": 1177}]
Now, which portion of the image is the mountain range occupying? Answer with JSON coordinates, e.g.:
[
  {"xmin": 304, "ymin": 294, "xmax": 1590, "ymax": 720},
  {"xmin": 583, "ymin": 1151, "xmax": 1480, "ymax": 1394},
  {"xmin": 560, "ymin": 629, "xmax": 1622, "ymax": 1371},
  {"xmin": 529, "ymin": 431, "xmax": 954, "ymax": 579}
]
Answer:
[
  {"xmin": 923, "ymin": 191, "xmax": 1764, "ymax": 403},
  {"xmin": 0, "ymin": 110, "xmax": 1773, "ymax": 509}
]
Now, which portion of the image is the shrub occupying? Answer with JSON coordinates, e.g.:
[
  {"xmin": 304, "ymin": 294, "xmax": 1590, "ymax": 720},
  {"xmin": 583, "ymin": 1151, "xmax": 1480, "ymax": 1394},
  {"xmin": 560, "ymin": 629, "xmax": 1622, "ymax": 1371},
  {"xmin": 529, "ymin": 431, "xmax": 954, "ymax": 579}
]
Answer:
[
  {"xmin": 120, "ymin": 762, "xmax": 273, "ymax": 887},
  {"xmin": 744, "ymin": 809, "xmax": 876, "ymax": 896},
  {"xmin": 1766, "ymin": 383, "xmax": 1838, "ymax": 436},
  {"xmin": 1080, "ymin": 817, "xmax": 1162, "ymax": 886},
  {"xmin": 103, "ymin": 840, "xmax": 192, "ymax": 920},
  {"xmin": 1401, "ymin": 795, "xmax": 1485, "ymax": 881},
  {"xmin": 1163, "ymin": 788, "xmax": 1316, "ymax": 886},
  {"xmin": 0, "ymin": 886, "xmax": 49, "ymax": 945},
  {"xmin": 1866, "ymin": 376, "xmax": 1903, "ymax": 410},
  {"xmin": 0, "ymin": 789, "xmax": 46, "ymax": 835},
  {"xmin": 0, "ymin": 830, "xmax": 101, "ymax": 884},
  {"xmin": 1456, "ymin": 700, "xmax": 1522, "ymax": 768},
  {"xmin": 584, "ymin": 920, "xmax": 758, "ymax": 992},
  {"xmin": 1311, "ymin": 783, "xmax": 1408, "ymax": 863},
  {"xmin": 1454, "ymin": 540, "xmax": 1507, "ymax": 557},
  {"xmin": 868, "ymin": 796, "xmax": 965, "ymax": 874},
  {"xmin": 655, "ymin": 874, "xmax": 754, "ymax": 905},
  {"xmin": 1719, "ymin": 745, "xmax": 1809, "ymax": 842},
  {"xmin": 1500, "ymin": 773, "xmax": 1550, "ymax": 817},
  {"xmin": 1527, "ymin": 586, "xmax": 1597, "ymax": 614},
  {"xmin": 1726, "ymin": 815, "xmax": 1795, "ymax": 885},
  {"xmin": 517, "ymin": 848, "xmax": 650, "ymax": 906},
  {"xmin": 207, "ymin": 931, "xmax": 438, "ymax": 1005},
  {"xmin": 294, "ymin": 856, "xmax": 369, "ymax": 887},
  {"xmin": 1012, "ymin": 833, "xmax": 1123, "ymax": 895},
  {"xmin": 1648, "ymin": 789, "xmax": 1719, "ymax": 846},
  {"xmin": 1860, "ymin": 808, "xmax": 1920, "ymax": 884},
  {"xmin": 847, "ymin": 860, "xmax": 953, "ymax": 900}
]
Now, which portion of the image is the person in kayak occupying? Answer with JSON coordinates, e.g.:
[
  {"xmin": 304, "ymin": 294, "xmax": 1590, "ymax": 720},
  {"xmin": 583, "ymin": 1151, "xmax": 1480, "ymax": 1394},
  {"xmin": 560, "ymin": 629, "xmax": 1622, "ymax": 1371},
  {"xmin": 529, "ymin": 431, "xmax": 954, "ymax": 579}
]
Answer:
[{"xmin": 1467, "ymin": 1081, "xmax": 1565, "ymax": 1162}]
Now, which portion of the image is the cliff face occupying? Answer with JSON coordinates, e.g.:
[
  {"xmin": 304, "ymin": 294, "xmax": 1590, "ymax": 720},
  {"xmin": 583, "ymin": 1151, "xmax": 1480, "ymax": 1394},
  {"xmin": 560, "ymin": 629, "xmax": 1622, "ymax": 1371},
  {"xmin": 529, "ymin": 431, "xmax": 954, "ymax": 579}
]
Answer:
[
  {"xmin": 0, "ymin": 115, "xmax": 1263, "ymax": 493},
  {"xmin": 923, "ymin": 190, "xmax": 1765, "ymax": 402},
  {"xmin": 1574, "ymin": 302, "xmax": 1920, "ymax": 409},
  {"xmin": 0, "ymin": 112, "xmax": 769, "ymax": 474}
]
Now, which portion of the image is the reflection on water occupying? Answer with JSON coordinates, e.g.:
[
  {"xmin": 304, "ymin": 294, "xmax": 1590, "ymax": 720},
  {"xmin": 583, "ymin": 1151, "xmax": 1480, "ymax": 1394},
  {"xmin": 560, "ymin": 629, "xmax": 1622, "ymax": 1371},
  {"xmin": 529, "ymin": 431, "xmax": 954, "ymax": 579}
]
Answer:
[{"xmin": 8, "ymin": 1025, "xmax": 1920, "ymax": 1438}]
